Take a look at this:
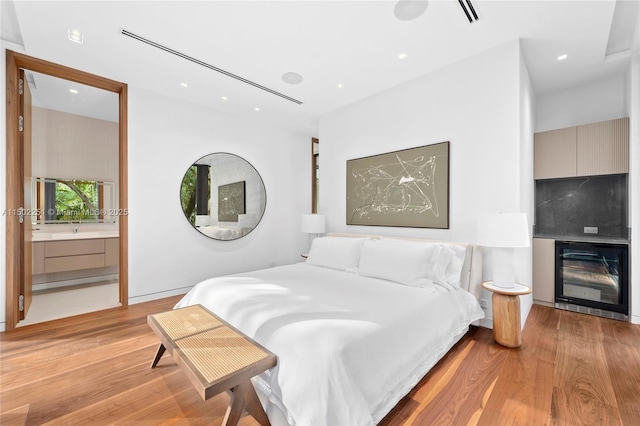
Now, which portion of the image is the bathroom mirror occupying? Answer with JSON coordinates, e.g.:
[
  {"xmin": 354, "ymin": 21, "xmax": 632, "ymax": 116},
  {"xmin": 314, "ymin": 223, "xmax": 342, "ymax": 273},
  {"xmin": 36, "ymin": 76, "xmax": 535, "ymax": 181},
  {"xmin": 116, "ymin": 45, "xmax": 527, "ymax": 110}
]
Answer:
[
  {"xmin": 180, "ymin": 153, "xmax": 266, "ymax": 240},
  {"xmin": 31, "ymin": 177, "xmax": 116, "ymax": 224}
]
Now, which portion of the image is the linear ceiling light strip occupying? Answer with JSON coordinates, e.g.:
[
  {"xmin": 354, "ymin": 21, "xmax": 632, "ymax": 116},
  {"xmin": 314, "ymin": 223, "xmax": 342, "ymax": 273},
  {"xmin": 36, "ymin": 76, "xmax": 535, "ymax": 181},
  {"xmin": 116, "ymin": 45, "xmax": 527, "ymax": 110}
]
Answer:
[
  {"xmin": 458, "ymin": 0, "xmax": 479, "ymax": 23},
  {"xmin": 121, "ymin": 29, "xmax": 303, "ymax": 105}
]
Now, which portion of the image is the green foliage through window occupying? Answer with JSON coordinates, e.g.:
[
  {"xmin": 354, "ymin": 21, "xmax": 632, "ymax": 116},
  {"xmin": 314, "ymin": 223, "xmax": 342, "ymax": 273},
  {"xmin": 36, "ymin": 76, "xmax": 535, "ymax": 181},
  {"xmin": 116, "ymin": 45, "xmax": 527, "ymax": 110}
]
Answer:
[
  {"xmin": 181, "ymin": 166, "xmax": 197, "ymax": 225},
  {"xmin": 55, "ymin": 180, "xmax": 99, "ymax": 221}
]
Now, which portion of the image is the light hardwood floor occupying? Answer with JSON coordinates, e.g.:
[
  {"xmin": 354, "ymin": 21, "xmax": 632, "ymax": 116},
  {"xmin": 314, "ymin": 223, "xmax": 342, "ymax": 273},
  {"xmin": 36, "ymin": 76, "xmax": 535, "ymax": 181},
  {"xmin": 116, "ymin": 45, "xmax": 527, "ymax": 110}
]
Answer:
[{"xmin": 1, "ymin": 297, "xmax": 639, "ymax": 425}]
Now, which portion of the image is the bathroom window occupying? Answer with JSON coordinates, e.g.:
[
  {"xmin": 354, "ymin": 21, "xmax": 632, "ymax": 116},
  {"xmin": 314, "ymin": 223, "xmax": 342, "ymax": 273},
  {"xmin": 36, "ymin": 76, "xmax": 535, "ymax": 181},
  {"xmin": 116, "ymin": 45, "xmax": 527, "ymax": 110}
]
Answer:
[
  {"xmin": 45, "ymin": 180, "xmax": 100, "ymax": 221},
  {"xmin": 32, "ymin": 177, "xmax": 116, "ymax": 224}
]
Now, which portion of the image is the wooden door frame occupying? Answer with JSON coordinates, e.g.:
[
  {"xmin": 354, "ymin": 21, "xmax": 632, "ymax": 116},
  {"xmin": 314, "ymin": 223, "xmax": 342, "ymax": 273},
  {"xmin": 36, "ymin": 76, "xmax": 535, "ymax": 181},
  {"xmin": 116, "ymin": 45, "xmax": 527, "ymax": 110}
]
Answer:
[{"xmin": 5, "ymin": 50, "xmax": 128, "ymax": 330}]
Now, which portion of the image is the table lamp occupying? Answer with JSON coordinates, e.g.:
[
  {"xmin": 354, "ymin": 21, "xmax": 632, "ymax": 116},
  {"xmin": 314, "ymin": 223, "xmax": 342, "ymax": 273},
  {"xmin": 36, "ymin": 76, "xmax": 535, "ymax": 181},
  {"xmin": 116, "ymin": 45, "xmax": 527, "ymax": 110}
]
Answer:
[
  {"xmin": 477, "ymin": 212, "xmax": 530, "ymax": 289},
  {"xmin": 301, "ymin": 214, "xmax": 325, "ymax": 250}
]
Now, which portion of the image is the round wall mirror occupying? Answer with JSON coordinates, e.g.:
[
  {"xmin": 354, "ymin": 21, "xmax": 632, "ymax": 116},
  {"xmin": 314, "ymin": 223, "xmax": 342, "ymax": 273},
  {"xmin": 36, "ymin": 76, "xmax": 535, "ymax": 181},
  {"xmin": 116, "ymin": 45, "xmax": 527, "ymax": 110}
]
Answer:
[{"xmin": 180, "ymin": 153, "xmax": 266, "ymax": 240}]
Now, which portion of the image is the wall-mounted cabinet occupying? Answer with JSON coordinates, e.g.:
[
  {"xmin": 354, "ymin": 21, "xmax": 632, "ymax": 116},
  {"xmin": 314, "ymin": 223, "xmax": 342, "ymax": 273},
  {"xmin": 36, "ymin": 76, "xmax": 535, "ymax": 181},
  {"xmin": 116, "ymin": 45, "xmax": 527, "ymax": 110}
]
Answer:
[
  {"xmin": 534, "ymin": 126, "xmax": 577, "ymax": 179},
  {"xmin": 576, "ymin": 119, "xmax": 629, "ymax": 176},
  {"xmin": 534, "ymin": 117, "xmax": 628, "ymax": 179},
  {"xmin": 33, "ymin": 237, "xmax": 119, "ymax": 274}
]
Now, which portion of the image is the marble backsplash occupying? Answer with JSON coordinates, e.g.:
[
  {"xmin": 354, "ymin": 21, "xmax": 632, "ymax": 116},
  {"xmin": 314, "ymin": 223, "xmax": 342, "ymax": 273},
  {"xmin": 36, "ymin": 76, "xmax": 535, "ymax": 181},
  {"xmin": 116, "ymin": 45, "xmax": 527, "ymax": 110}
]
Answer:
[{"xmin": 535, "ymin": 174, "xmax": 628, "ymax": 240}]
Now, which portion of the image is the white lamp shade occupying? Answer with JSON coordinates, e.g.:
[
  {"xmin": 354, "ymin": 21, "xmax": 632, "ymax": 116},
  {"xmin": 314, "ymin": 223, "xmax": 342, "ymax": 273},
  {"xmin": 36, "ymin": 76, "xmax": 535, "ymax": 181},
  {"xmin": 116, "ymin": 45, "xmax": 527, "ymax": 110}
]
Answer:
[
  {"xmin": 195, "ymin": 215, "xmax": 210, "ymax": 227},
  {"xmin": 477, "ymin": 213, "xmax": 530, "ymax": 248},
  {"xmin": 301, "ymin": 214, "xmax": 325, "ymax": 234}
]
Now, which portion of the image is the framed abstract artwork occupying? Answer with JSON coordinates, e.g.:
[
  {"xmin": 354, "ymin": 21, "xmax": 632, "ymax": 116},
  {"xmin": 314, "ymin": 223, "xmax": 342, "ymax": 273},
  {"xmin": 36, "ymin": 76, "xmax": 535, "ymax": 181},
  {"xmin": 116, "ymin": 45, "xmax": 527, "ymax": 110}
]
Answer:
[
  {"xmin": 346, "ymin": 141, "xmax": 449, "ymax": 228},
  {"xmin": 218, "ymin": 180, "xmax": 246, "ymax": 222}
]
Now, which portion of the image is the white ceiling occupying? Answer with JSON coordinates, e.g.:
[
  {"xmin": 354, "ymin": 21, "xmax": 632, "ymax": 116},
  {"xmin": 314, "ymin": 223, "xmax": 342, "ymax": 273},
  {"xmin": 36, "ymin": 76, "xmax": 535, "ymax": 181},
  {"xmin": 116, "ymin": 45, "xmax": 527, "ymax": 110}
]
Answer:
[{"xmin": 2, "ymin": 1, "xmax": 639, "ymax": 135}]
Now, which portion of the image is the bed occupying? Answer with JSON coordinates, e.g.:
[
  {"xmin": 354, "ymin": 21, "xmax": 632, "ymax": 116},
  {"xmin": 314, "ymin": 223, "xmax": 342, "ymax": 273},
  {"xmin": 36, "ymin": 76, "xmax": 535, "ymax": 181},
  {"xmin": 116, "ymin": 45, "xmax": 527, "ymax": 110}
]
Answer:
[
  {"xmin": 175, "ymin": 233, "xmax": 484, "ymax": 425},
  {"xmin": 197, "ymin": 225, "xmax": 247, "ymax": 240}
]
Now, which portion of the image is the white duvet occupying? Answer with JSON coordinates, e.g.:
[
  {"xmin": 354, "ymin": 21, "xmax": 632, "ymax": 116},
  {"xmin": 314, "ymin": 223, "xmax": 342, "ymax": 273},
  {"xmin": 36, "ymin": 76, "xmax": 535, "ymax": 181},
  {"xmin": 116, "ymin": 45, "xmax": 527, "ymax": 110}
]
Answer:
[{"xmin": 175, "ymin": 263, "xmax": 484, "ymax": 426}]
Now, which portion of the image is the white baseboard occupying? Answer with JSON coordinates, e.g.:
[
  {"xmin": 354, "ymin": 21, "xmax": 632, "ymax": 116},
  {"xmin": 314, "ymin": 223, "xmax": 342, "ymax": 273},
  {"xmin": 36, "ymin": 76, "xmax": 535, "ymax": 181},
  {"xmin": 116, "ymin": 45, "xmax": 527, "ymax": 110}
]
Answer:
[
  {"xmin": 128, "ymin": 286, "xmax": 192, "ymax": 305},
  {"xmin": 479, "ymin": 317, "xmax": 493, "ymax": 329},
  {"xmin": 632, "ymin": 314, "xmax": 640, "ymax": 325}
]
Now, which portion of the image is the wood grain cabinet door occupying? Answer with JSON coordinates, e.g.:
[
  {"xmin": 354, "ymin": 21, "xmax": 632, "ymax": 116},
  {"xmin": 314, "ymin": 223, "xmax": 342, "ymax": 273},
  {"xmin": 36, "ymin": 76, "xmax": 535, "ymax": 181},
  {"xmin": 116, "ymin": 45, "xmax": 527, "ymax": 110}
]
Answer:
[
  {"xmin": 534, "ymin": 127, "xmax": 577, "ymax": 179},
  {"xmin": 105, "ymin": 238, "xmax": 119, "ymax": 267},
  {"xmin": 576, "ymin": 117, "xmax": 629, "ymax": 176},
  {"xmin": 532, "ymin": 238, "xmax": 555, "ymax": 305}
]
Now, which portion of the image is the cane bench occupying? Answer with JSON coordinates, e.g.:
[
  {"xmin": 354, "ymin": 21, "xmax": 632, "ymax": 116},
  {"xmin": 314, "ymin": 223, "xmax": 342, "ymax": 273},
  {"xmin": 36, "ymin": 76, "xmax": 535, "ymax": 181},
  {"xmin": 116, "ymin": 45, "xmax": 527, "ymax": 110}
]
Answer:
[{"xmin": 147, "ymin": 304, "xmax": 277, "ymax": 426}]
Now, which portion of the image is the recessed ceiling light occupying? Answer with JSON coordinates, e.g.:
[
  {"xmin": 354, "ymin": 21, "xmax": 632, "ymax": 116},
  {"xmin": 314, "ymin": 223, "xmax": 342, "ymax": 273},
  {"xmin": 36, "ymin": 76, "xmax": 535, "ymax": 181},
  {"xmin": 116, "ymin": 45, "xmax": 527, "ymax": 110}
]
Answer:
[
  {"xmin": 398, "ymin": 53, "xmax": 408, "ymax": 60},
  {"xmin": 180, "ymin": 82, "xmax": 188, "ymax": 88},
  {"xmin": 394, "ymin": 0, "xmax": 429, "ymax": 21},
  {"xmin": 69, "ymin": 89, "xmax": 78, "ymax": 94},
  {"xmin": 68, "ymin": 29, "xmax": 84, "ymax": 44},
  {"xmin": 557, "ymin": 54, "xmax": 568, "ymax": 61},
  {"xmin": 282, "ymin": 72, "xmax": 304, "ymax": 85},
  {"xmin": 221, "ymin": 96, "xmax": 228, "ymax": 101},
  {"xmin": 254, "ymin": 107, "xmax": 261, "ymax": 111},
  {"xmin": 337, "ymin": 83, "xmax": 344, "ymax": 89}
]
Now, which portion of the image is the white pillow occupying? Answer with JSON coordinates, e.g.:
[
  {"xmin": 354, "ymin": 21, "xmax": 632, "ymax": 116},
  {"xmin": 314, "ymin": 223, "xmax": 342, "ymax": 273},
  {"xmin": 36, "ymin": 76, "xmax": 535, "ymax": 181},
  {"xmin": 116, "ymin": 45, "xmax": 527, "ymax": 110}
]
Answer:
[
  {"xmin": 306, "ymin": 237, "xmax": 366, "ymax": 271},
  {"xmin": 444, "ymin": 244, "xmax": 467, "ymax": 288},
  {"xmin": 358, "ymin": 238, "xmax": 442, "ymax": 287},
  {"xmin": 430, "ymin": 244, "xmax": 455, "ymax": 289},
  {"xmin": 424, "ymin": 243, "xmax": 468, "ymax": 289}
]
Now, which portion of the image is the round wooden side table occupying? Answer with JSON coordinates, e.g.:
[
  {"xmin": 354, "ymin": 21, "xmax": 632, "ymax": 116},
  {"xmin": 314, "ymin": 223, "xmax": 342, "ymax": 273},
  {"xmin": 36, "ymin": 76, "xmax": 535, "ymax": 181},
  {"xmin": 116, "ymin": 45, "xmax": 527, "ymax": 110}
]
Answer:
[{"xmin": 481, "ymin": 281, "xmax": 532, "ymax": 348}]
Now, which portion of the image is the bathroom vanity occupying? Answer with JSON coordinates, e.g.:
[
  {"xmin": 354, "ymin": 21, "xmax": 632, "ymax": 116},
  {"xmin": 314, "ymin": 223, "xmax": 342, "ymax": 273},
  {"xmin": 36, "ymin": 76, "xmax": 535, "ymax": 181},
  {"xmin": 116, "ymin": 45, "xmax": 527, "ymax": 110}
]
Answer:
[{"xmin": 32, "ymin": 232, "xmax": 119, "ymax": 274}]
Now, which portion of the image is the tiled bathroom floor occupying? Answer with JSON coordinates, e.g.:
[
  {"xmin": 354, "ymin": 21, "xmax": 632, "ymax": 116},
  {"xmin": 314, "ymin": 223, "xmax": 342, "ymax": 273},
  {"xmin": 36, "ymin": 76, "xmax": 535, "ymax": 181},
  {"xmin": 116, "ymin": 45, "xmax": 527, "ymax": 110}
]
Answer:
[{"xmin": 17, "ymin": 281, "xmax": 121, "ymax": 327}]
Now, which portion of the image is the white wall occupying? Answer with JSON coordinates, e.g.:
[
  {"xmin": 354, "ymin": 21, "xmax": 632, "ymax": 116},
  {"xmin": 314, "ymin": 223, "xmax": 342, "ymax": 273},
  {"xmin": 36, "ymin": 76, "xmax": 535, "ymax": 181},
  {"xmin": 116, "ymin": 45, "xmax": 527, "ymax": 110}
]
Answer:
[
  {"xmin": 127, "ymin": 87, "xmax": 310, "ymax": 304},
  {"xmin": 319, "ymin": 40, "xmax": 534, "ymax": 329},
  {"xmin": 536, "ymin": 74, "xmax": 627, "ymax": 132},
  {"xmin": 517, "ymin": 47, "xmax": 536, "ymax": 327}
]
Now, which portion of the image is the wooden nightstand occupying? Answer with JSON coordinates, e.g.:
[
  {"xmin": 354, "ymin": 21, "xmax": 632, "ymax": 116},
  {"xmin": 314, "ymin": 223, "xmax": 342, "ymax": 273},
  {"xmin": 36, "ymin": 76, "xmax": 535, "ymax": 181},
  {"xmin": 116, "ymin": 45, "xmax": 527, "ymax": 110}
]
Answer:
[{"xmin": 481, "ymin": 281, "xmax": 532, "ymax": 348}]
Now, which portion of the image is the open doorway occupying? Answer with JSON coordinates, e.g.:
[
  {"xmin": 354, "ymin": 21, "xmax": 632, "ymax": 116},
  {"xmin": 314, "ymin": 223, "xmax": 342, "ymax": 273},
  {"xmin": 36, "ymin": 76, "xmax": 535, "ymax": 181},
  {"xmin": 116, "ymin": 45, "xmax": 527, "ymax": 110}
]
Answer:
[{"xmin": 5, "ymin": 50, "xmax": 128, "ymax": 330}]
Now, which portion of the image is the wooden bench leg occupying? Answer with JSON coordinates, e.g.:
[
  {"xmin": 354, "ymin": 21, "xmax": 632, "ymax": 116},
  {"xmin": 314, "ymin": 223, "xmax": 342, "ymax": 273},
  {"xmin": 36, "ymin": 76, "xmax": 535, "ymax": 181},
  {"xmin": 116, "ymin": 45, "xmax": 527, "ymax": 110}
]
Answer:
[
  {"xmin": 150, "ymin": 343, "xmax": 166, "ymax": 368},
  {"xmin": 222, "ymin": 383, "xmax": 245, "ymax": 426},
  {"xmin": 243, "ymin": 381, "xmax": 271, "ymax": 426},
  {"xmin": 222, "ymin": 380, "xmax": 270, "ymax": 426}
]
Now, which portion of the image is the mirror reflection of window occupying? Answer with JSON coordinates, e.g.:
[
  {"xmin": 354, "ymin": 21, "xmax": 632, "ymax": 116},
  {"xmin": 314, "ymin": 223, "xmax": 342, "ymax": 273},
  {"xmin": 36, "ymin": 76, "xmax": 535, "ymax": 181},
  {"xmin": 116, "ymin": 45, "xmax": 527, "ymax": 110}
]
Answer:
[
  {"xmin": 33, "ymin": 177, "xmax": 115, "ymax": 224},
  {"xmin": 180, "ymin": 166, "xmax": 197, "ymax": 224},
  {"xmin": 49, "ymin": 180, "xmax": 100, "ymax": 221}
]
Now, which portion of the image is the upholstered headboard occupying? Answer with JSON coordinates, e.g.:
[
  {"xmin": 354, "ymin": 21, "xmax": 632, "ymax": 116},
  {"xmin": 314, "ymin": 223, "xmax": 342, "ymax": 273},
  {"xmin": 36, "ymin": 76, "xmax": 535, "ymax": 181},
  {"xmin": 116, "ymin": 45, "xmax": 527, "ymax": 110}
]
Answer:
[{"xmin": 327, "ymin": 233, "xmax": 484, "ymax": 299}]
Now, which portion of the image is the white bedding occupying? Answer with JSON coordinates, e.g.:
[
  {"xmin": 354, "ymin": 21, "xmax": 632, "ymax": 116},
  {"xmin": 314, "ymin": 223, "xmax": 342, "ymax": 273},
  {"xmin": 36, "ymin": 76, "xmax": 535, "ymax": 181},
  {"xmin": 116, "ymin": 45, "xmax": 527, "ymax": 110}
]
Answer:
[
  {"xmin": 198, "ymin": 225, "xmax": 245, "ymax": 239},
  {"xmin": 175, "ymin": 263, "xmax": 484, "ymax": 425}
]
